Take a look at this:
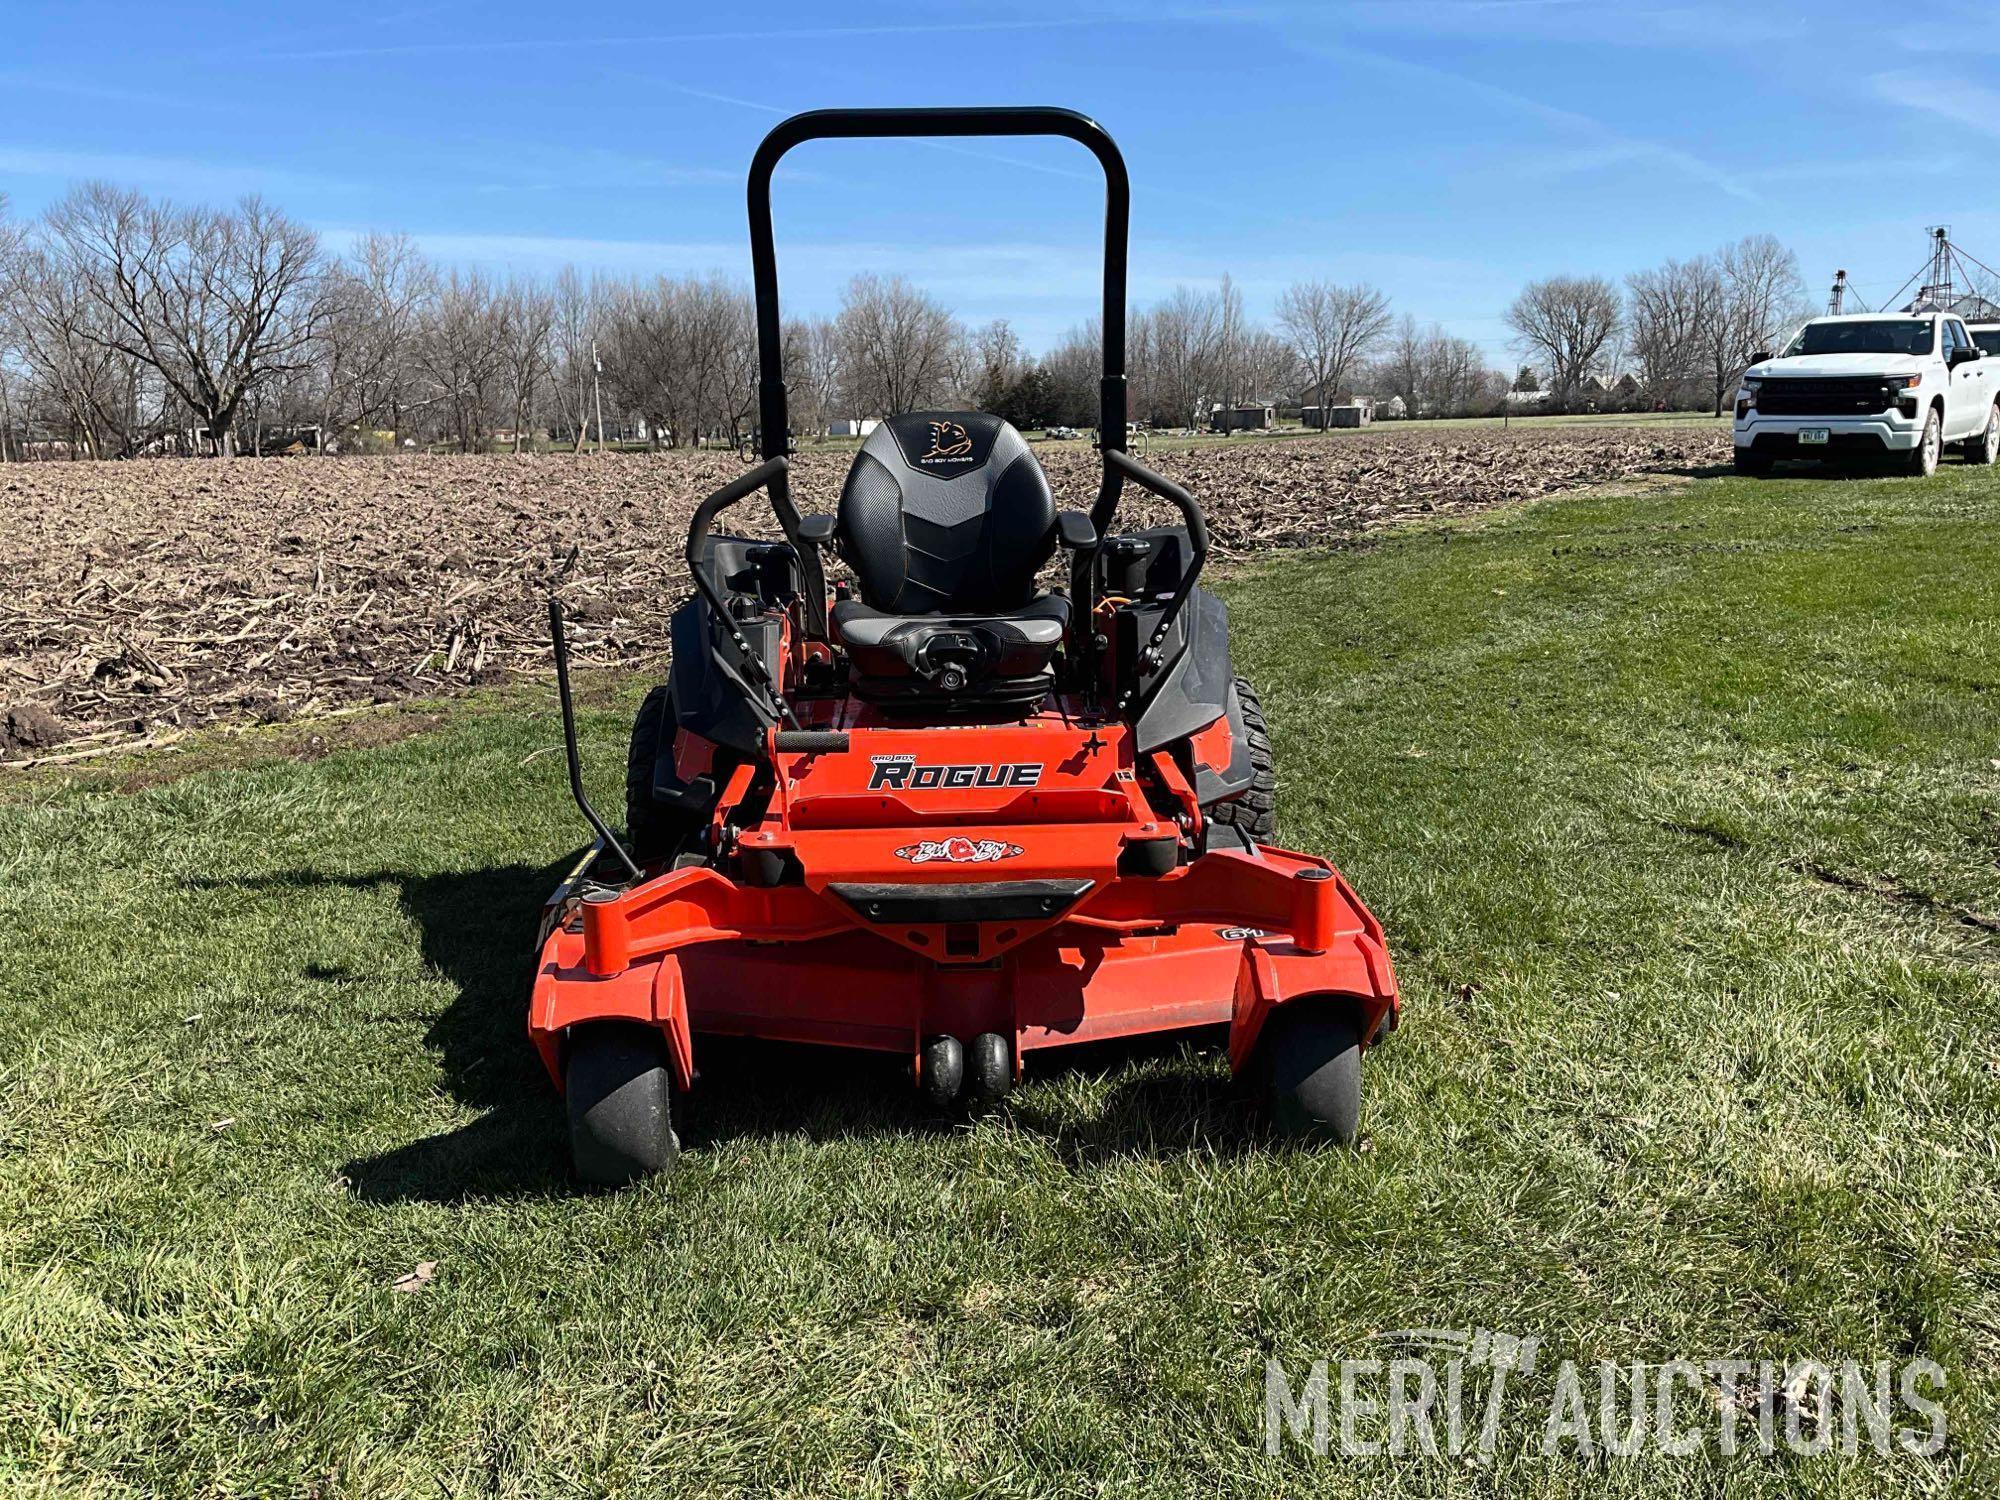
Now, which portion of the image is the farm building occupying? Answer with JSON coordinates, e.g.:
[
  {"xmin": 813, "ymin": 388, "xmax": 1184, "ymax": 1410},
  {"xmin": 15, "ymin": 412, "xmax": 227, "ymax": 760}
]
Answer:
[
  {"xmin": 1209, "ymin": 402, "xmax": 1275, "ymax": 433},
  {"xmin": 827, "ymin": 418, "xmax": 880, "ymax": 438},
  {"xmin": 1904, "ymin": 291, "xmax": 2000, "ymax": 321},
  {"xmin": 1301, "ymin": 400, "xmax": 1373, "ymax": 429}
]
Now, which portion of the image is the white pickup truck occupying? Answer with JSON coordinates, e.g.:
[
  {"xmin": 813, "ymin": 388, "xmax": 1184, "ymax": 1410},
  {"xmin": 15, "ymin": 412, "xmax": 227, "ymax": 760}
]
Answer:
[{"xmin": 1733, "ymin": 312, "xmax": 2000, "ymax": 477}]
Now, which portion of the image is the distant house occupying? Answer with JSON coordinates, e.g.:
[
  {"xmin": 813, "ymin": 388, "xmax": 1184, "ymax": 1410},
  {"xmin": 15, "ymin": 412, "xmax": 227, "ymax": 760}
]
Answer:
[
  {"xmin": 827, "ymin": 417, "xmax": 880, "ymax": 438},
  {"xmin": 1374, "ymin": 394, "xmax": 1408, "ymax": 421},
  {"xmin": 1209, "ymin": 402, "xmax": 1275, "ymax": 433}
]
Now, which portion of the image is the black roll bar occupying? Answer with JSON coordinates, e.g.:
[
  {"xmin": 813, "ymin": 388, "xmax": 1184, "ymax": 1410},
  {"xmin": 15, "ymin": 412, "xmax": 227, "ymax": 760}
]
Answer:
[{"xmin": 747, "ymin": 106, "xmax": 1132, "ymax": 528}]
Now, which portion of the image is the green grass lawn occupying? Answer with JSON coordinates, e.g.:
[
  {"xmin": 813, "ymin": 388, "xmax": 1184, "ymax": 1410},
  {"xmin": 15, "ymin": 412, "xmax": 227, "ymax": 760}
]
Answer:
[{"xmin": 2, "ymin": 461, "xmax": 1996, "ymax": 1496}]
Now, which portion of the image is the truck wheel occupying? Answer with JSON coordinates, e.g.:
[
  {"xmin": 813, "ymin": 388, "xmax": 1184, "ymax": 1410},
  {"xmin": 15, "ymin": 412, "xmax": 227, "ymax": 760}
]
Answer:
[
  {"xmin": 1961, "ymin": 403, "xmax": 1999, "ymax": 466},
  {"xmin": 1904, "ymin": 409, "xmax": 1942, "ymax": 478},
  {"xmin": 1260, "ymin": 1001, "xmax": 1363, "ymax": 1144},
  {"xmin": 567, "ymin": 1023, "xmax": 680, "ymax": 1186},
  {"xmin": 1732, "ymin": 446, "xmax": 1772, "ymax": 475}
]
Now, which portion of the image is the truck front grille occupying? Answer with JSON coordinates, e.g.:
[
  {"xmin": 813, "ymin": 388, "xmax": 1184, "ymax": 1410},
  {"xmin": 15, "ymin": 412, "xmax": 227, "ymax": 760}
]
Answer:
[{"xmin": 1756, "ymin": 378, "xmax": 1893, "ymax": 416}]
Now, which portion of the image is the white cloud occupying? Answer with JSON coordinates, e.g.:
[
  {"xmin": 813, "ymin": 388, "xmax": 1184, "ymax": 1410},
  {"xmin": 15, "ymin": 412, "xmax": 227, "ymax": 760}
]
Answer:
[
  {"xmin": 0, "ymin": 72, "xmax": 228, "ymax": 112},
  {"xmin": 269, "ymin": 16, "xmax": 1105, "ymax": 62},
  {"xmin": 1874, "ymin": 71, "xmax": 2000, "ymax": 139},
  {"xmin": 1279, "ymin": 34, "xmax": 1759, "ymax": 201},
  {"xmin": 0, "ymin": 145, "xmax": 353, "ymax": 199}
]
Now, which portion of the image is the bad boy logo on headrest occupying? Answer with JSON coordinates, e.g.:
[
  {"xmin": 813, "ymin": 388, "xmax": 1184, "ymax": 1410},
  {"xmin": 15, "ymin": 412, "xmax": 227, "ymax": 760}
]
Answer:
[{"xmin": 919, "ymin": 419, "xmax": 974, "ymax": 463}]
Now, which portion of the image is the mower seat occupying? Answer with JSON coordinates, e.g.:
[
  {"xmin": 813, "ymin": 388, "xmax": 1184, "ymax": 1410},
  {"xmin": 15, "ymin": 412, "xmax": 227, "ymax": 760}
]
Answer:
[{"xmin": 831, "ymin": 412, "xmax": 1066, "ymax": 706}]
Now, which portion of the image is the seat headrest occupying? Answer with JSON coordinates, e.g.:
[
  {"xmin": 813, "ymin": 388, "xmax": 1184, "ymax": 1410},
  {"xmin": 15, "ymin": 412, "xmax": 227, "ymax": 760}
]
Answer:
[{"xmin": 837, "ymin": 412, "xmax": 1056, "ymax": 614}]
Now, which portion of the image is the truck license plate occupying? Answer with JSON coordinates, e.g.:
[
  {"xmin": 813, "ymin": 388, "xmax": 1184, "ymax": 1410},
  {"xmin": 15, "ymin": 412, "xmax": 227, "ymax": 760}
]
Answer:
[{"xmin": 1798, "ymin": 428, "xmax": 1830, "ymax": 445}]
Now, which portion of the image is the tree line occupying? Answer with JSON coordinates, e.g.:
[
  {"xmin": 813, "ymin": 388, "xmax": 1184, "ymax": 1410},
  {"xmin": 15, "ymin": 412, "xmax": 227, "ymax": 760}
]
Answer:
[
  {"xmin": 1508, "ymin": 234, "xmax": 1810, "ymax": 416},
  {"xmin": 0, "ymin": 181, "xmax": 1812, "ymax": 460}
]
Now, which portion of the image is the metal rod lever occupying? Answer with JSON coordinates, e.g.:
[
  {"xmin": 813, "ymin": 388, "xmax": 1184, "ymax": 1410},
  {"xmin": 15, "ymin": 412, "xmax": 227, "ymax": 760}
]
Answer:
[{"xmin": 549, "ymin": 597, "xmax": 642, "ymax": 883}]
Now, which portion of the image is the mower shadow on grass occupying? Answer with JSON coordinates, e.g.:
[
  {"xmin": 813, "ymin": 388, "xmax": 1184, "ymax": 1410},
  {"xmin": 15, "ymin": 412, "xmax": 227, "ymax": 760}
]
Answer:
[
  {"xmin": 1000, "ymin": 1029, "xmax": 1284, "ymax": 1169},
  {"xmin": 187, "ymin": 857, "xmax": 576, "ymax": 1204},
  {"xmin": 678, "ymin": 1032, "xmax": 1277, "ymax": 1170}
]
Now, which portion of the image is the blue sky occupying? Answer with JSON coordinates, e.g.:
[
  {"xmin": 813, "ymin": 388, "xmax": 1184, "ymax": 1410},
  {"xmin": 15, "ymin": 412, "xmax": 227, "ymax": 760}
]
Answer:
[{"xmin": 3, "ymin": 1, "xmax": 1997, "ymax": 361}]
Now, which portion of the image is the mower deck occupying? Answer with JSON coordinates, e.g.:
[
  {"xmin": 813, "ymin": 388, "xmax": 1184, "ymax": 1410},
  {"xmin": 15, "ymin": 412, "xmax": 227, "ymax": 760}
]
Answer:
[{"xmin": 530, "ymin": 832, "xmax": 1396, "ymax": 1094}]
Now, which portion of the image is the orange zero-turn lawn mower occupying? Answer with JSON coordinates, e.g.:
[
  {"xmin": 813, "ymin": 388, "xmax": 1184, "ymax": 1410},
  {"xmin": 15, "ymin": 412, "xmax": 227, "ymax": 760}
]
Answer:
[{"xmin": 530, "ymin": 107, "xmax": 1398, "ymax": 1184}]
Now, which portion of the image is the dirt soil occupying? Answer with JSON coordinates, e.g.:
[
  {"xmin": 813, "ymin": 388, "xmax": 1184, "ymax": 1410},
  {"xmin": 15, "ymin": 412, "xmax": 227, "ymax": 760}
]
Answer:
[{"xmin": 0, "ymin": 424, "xmax": 1726, "ymax": 759}]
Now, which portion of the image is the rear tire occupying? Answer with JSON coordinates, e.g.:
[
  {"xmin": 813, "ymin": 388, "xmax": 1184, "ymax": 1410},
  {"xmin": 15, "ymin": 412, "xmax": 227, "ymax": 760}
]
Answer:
[
  {"xmin": 1903, "ymin": 410, "xmax": 1942, "ymax": 478},
  {"xmin": 1732, "ymin": 446, "xmax": 1772, "ymax": 475},
  {"xmin": 1261, "ymin": 1003, "xmax": 1363, "ymax": 1144},
  {"xmin": 626, "ymin": 685, "xmax": 698, "ymax": 865},
  {"xmin": 566, "ymin": 1023, "xmax": 679, "ymax": 1186},
  {"xmin": 1208, "ymin": 676, "xmax": 1277, "ymax": 843},
  {"xmin": 1961, "ymin": 403, "xmax": 1999, "ymax": 465}
]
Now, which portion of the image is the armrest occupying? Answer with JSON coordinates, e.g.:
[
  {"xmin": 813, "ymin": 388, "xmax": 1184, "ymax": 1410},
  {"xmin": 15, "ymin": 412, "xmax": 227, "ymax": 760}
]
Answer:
[
  {"xmin": 1056, "ymin": 510, "xmax": 1098, "ymax": 550},
  {"xmin": 798, "ymin": 513, "xmax": 838, "ymax": 546}
]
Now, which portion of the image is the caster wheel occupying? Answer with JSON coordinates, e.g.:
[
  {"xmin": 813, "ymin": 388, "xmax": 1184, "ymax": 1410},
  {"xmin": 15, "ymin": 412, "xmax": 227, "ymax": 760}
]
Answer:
[
  {"xmin": 566, "ymin": 1023, "xmax": 680, "ymax": 1186},
  {"xmin": 1261, "ymin": 1004, "xmax": 1363, "ymax": 1144},
  {"xmin": 964, "ymin": 1032, "xmax": 1012, "ymax": 1107},
  {"xmin": 919, "ymin": 1034, "xmax": 964, "ymax": 1109}
]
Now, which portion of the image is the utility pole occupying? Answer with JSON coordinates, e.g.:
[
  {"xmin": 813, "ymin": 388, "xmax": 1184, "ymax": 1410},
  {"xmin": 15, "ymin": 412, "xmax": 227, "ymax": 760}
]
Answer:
[{"xmin": 591, "ymin": 339, "xmax": 606, "ymax": 455}]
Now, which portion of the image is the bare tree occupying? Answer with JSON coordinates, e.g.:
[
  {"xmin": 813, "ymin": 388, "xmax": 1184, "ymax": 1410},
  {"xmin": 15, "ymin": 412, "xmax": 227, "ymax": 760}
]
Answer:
[
  {"xmin": 694, "ymin": 275, "xmax": 757, "ymax": 446},
  {"xmin": 1276, "ymin": 280, "xmax": 1392, "ymax": 422},
  {"xmin": 602, "ymin": 276, "xmax": 682, "ymax": 447},
  {"xmin": 3, "ymin": 233, "xmax": 166, "ymax": 457},
  {"xmin": 314, "ymin": 231, "xmax": 436, "ymax": 450},
  {"xmin": 1040, "ymin": 319, "xmax": 1101, "ymax": 428},
  {"xmin": 1705, "ymin": 234, "xmax": 1808, "ymax": 415},
  {"xmin": 412, "ymin": 268, "xmax": 509, "ymax": 451},
  {"xmin": 1142, "ymin": 286, "xmax": 1227, "ymax": 428},
  {"xmin": 496, "ymin": 279, "xmax": 554, "ymax": 452},
  {"xmin": 1377, "ymin": 314, "xmax": 1425, "ymax": 417},
  {"xmin": 783, "ymin": 315, "xmax": 843, "ymax": 439},
  {"xmin": 968, "ymin": 318, "xmax": 1026, "ymax": 409},
  {"xmin": 44, "ymin": 184, "xmax": 326, "ymax": 455},
  {"xmin": 1212, "ymin": 273, "xmax": 1247, "ymax": 411},
  {"xmin": 1236, "ymin": 327, "xmax": 1301, "ymax": 406},
  {"xmin": 1414, "ymin": 326, "xmax": 1486, "ymax": 417},
  {"xmin": 1504, "ymin": 274, "xmax": 1622, "ymax": 412},
  {"xmin": 547, "ymin": 266, "xmax": 603, "ymax": 451},
  {"xmin": 1361, "ymin": 318, "xmax": 1487, "ymax": 418},
  {"xmin": 1625, "ymin": 256, "xmax": 1720, "ymax": 412},
  {"xmin": 835, "ymin": 273, "xmax": 961, "ymax": 416},
  {"xmin": 601, "ymin": 273, "xmax": 757, "ymax": 448}
]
